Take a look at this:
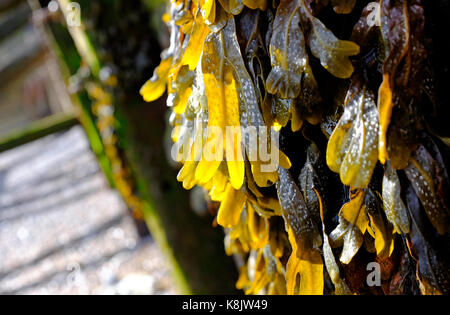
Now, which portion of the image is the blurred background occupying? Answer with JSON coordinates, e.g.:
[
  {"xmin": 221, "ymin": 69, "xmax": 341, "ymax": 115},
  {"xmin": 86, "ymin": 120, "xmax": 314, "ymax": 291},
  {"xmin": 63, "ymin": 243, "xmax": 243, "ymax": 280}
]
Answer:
[{"xmin": 0, "ymin": 0, "xmax": 237, "ymax": 295}]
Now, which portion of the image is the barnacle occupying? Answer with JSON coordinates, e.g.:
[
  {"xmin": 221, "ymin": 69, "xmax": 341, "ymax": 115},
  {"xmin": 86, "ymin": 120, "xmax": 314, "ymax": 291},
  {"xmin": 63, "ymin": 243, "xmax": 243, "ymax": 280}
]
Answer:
[{"xmin": 142, "ymin": 0, "xmax": 450, "ymax": 295}]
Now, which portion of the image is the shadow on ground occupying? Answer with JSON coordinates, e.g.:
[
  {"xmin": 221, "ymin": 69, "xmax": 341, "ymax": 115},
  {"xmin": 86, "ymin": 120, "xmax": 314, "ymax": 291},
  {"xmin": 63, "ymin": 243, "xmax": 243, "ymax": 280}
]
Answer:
[{"xmin": 0, "ymin": 126, "xmax": 176, "ymax": 295}]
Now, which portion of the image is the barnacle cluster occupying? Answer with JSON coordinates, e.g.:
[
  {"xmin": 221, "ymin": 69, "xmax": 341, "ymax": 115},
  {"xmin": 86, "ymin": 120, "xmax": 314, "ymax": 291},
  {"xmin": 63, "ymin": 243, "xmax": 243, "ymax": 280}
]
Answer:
[{"xmin": 141, "ymin": 0, "xmax": 450, "ymax": 295}]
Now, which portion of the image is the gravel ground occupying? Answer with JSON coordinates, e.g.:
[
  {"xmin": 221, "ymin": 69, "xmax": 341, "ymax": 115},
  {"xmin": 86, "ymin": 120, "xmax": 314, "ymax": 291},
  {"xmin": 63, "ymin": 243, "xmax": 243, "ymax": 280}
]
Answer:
[{"xmin": 0, "ymin": 126, "xmax": 177, "ymax": 295}]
